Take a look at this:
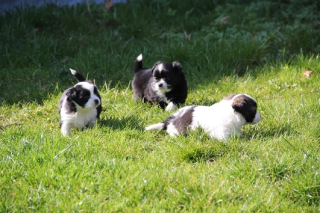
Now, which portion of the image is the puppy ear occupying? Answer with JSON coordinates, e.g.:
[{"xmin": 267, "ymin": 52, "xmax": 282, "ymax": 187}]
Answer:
[
  {"xmin": 232, "ymin": 99, "xmax": 246, "ymax": 111},
  {"xmin": 151, "ymin": 61, "xmax": 162, "ymax": 73},
  {"xmin": 232, "ymin": 95, "xmax": 257, "ymax": 123},
  {"xmin": 172, "ymin": 61, "xmax": 182, "ymax": 72}
]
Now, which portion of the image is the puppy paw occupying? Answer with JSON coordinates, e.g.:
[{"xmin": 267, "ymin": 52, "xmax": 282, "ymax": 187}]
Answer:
[
  {"xmin": 61, "ymin": 124, "xmax": 71, "ymax": 137},
  {"xmin": 165, "ymin": 102, "xmax": 177, "ymax": 111},
  {"xmin": 86, "ymin": 121, "xmax": 96, "ymax": 128},
  {"xmin": 61, "ymin": 129, "xmax": 71, "ymax": 137}
]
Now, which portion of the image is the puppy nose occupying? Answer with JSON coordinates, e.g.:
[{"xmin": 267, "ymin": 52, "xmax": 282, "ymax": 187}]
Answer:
[
  {"xmin": 253, "ymin": 112, "xmax": 261, "ymax": 124},
  {"xmin": 159, "ymin": 83, "xmax": 163, "ymax": 88},
  {"xmin": 94, "ymin": 99, "xmax": 100, "ymax": 105}
]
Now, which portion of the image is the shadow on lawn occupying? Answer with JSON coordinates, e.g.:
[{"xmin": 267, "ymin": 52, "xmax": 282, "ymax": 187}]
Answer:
[
  {"xmin": 1, "ymin": 1, "xmax": 319, "ymax": 106},
  {"xmin": 99, "ymin": 115, "xmax": 143, "ymax": 131},
  {"xmin": 242, "ymin": 122, "xmax": 297, "ymax": 141}
]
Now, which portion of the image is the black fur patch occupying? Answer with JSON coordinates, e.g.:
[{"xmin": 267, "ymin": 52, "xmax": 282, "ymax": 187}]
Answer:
[
  {"xmin": 68, "ymin": 85, "xmax": 91, "ymax": 108},
  {"xmin": 232, "ymin": 95, "xmax": 257, "ymax": 123},
  {"xmin": 93, "ymin": 87, "xmax": 102, "ymax": 119},
  {"xmin": 160, "ymin": 106, "xmax": 196, "ymax": 134},
  {"xmin": 172, "ymin": 106, "xmax": 196, "ymax": 135},
  {"xmin": 162, "ymin": 115, "xmax": 175, "ymax": 130}
]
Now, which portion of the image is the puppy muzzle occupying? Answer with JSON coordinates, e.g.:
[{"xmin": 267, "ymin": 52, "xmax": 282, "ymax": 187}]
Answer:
[
  {"xmin": 252, "ymin": 112, "xmax": 261, "ymax": 124},
  {"xmin": 94, "ymin": 99, "xmax": 100, "ymax": 106},
  {"xmin": 158, "ymin": 82, "xmax": 171, "ymax": 91}
]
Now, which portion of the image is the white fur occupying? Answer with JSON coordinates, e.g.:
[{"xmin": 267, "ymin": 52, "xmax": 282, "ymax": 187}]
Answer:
[
  {"xmin": 167, "ymin": 123, "xmax": 179, "ymax": 136},
  {"xmin": 165, "ymin": 102, "xmax": 176, "ymax": 111},
  {"xmin": 189, "ymin": 103, "xmax": 245, "ymax": 141},
  {"xmin": 60, "ymin": 98, "xmax": 98, "ymax": 136},
  {"xmin": 137, "ymin": 54, "xmax": 143, "ymax": 61},
  {"xmin": 157, "ymin": 63, "xmax": 164, "ymax": 72},
  {"xmin": 252, "ymin": 111, "xmax": 261, "ymax": 124},
  {"xmin": 145, "ymin": 123, "xmax": 164, "ymax": 131},
  {"xmin": 69, "ymin": 68, "xmax": 77, "ymax": 76}
]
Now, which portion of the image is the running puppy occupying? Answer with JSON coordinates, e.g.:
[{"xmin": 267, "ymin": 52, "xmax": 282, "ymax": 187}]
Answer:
[
  {"xmin": 146, "ymin": 94, "xmax": 261, "ymax": 141},
  {"xmin": 132, "ymin": 54, "xmax": 188, "ymax": 111},
  {"xmin": 58, "ymin": 69, "xmax": 102, "ymax": 136}
]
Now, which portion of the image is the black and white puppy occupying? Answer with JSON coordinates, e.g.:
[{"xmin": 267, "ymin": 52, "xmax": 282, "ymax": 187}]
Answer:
[
  {"xmin": 145, "ymin": 94, "xmax": 261, "ymax": 141},
  {"xmin": 58, "ymin": 69, "xmax": 102, "ymax": 136},
  {"xmin": 132, "ymin": 54, "xmax": 188, "ymax": 111}
]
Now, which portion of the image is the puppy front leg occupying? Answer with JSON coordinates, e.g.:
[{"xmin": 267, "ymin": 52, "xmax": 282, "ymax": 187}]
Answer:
[
  {"xmin": 86, "ymin": 120, "xmax": 96, "ymax": 128},
  {"xmin": 61, "ymin": 123, "xmax": 72, "ymax": 137},
  {"xmin": 165, "ymin": 102, "xmax": 177, "ymax": 111},
  {"xmin": 167, "ymin": 93, "xmax": 187, "ymax": 111}
]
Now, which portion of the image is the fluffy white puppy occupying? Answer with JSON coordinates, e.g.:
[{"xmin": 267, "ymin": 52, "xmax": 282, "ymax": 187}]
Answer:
[
  {"xmin": 58, "ymin": 69, "xmax": 102, "ymax": 136},
  {"xmin": 146, "ymin": 94, "xmax": 261, "ymax": 141}
]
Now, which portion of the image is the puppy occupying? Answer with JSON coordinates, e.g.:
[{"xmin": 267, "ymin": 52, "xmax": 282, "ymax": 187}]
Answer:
[
  {"xmin": 145, "ymin": 94, "xmax": 261, "ymax": 141},
  {"xmin": 58, "ymin": 69, "xmax": 102, "ymax": 136},
  {"xmin": 132, "ymin": 54, "xmax": 188, "ymax": 111}
]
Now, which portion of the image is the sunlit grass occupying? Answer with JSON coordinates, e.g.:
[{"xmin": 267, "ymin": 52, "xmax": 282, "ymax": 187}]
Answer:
[{"xmin": 0, "ymin": 0, "xmax": 319, "ymax": 211}]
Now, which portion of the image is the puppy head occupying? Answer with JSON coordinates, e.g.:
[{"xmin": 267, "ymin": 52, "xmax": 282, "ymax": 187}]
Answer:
[
  {"xmin": 231, "ymin": 94, "xmax": 261, "ymax": 124},
  {"xmin": 152, "ymin": 61, "xmax": 183, "ymax": 92},
  {"xmin": 66, "ymin": 82, "xmax": 100, "ymax": 109}
]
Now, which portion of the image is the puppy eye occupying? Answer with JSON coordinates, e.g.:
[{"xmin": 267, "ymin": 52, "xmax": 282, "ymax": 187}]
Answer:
[{"xmin": 82, "ymin": 92, "xmax": 90, "ymax": 99}]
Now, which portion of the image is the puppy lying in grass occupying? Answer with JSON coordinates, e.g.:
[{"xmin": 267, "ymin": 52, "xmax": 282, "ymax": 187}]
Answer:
[{"xmin": 146, "ymin": 94, "xmax": 261, "ymax": 141}]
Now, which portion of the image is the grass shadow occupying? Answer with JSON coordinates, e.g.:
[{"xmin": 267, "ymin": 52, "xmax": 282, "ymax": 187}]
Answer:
[
  {"xmin": 242, "ymin": 122, "xmax": 297, "ymax": 140},
  {"xmin": 178, "ymin": 142, "xmax": 228, "ymax": 163},
  {"xmin": 98, "ymin": 115, "xmax": 143, "ymax": 131},
  {"xmin": 0, "ymin": 1, "xmax": 319, "ymax": 106}
]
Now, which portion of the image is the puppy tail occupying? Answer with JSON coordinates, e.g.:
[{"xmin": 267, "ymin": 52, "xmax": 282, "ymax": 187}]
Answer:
[
  {"xmin": 145, "ymin": 122, "xmax": 165, "ymax": 131},
  {"xmin": 134, "ymin": 54, "xmax": 143, "ymax": 73},
  {"xmin": 70, "ymin": 68, "xmax": 86, "ymax": 82}
]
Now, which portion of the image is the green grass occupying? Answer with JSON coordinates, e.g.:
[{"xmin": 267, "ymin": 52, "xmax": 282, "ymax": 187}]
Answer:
[{"xmin": 0, "ymin": 0, "xmax": 320, "ymax": 211}]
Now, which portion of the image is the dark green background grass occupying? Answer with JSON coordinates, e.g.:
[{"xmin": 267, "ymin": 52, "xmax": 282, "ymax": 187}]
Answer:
[
  {"xmin": 0, "ymin": 0, "xmax": 319, "ymax": 211},
  {"xmin": 1, "ymin": 0, "xmax": 319, "ymax": 105}
]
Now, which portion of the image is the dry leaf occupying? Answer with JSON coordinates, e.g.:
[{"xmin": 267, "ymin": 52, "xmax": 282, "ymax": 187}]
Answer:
[
  {"xmin": 105, "ymin": 0, "xmax": 113, "ymax": 12},
  {"xmin": 303, "ymin": 70, "xmax": 313, "ymax": 78},
  {"xmin": 219, "ymin": 16, "xmax": 229, "ymax": 25}
]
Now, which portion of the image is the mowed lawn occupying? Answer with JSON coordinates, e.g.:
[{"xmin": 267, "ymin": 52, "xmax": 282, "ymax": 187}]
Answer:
[{"xmin": 0, "ymin": 0, "xmax": 319, "ymax": 211}]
